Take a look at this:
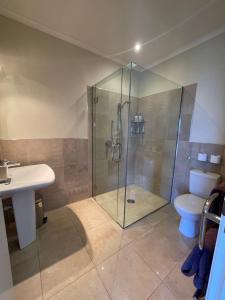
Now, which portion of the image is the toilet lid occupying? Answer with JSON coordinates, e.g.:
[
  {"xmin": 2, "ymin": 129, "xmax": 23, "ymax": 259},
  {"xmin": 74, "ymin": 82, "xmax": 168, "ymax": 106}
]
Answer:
[{"xmin": 174, "ymin": 194, "xmax": 206, "ymax": 215}]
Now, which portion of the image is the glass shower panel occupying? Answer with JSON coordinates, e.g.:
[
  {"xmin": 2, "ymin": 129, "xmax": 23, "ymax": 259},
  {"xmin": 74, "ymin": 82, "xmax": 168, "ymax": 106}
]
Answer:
[
  {"xmin": 92, "ymin": 68, "xmax": 126, "ymax": 226},
  {"xmin": 92, "ymin": 62, "xmax": 183, "ymax": 228},
  {"xmin": 124, "ymin": 64, "xmax": 182, "ymax": 226},
  {"xmin": 116, "ymin": 65, "xmax": 132, "ymax": 227}
]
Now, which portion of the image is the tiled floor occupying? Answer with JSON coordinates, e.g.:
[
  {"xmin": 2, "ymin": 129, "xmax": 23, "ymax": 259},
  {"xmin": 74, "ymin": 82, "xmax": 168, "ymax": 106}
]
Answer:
[
  {"xmin": 9, "ymin": 198, "xmax": 197, "ymax": 300},
  {"xmin": 96, "ymin": 184, "xmax": 168, "ymax": 226}
]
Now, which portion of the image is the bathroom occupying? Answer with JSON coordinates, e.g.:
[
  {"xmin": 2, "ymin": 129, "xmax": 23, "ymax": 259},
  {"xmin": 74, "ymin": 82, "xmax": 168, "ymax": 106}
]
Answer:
[{"xmin": 0, "ymin": 1, "xmax": 225, "ymax": 300}]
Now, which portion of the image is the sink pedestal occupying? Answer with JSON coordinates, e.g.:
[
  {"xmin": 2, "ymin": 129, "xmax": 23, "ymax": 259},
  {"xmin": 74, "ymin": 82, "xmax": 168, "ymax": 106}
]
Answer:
[
  {"xmin": 0, "ymin": 164, "xmax": 55, "ymax": 249},
  {"xmin": 12, "ymin": 190, "xmax": 36, "ymax": 249}
]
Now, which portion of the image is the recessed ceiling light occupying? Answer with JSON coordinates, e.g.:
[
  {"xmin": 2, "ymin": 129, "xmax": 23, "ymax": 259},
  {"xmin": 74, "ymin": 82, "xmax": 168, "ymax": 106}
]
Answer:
[{"xmin": 134, "ymin": 43, "xmax": 141, "ymax": 52}]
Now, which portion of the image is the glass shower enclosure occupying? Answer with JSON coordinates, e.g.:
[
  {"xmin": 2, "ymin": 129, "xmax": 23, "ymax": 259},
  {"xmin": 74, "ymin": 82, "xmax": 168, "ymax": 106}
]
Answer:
[{"xmin": 92, "ymin": 63, "xmax": 182, "ymax": 228}]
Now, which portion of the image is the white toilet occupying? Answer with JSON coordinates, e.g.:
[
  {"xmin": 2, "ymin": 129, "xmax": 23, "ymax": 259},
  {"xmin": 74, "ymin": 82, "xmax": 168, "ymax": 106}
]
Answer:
[{"xmin": 174, "ymin": 169, "xmax": 221, "ymax": 238}]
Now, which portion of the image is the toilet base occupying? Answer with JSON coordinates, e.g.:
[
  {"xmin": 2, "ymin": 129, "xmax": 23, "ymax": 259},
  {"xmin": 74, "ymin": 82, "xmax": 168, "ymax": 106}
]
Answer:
[{"xmin": 179, "ymin": 217, "xmax": 200, "ymax": 238}]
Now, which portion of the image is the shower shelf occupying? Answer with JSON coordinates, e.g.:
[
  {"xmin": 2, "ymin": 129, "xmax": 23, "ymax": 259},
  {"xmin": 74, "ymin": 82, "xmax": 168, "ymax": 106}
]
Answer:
[
  {"xmin": 189, "ymin": 157, "xmax": 221, "ymax": 165},
  {"xmin": 131, "ymin": 121, "xmax": 145, "ymax": 123},
  {"xmin": 130, "ymin": 121, "xmax": 145, "ymax": 135}
]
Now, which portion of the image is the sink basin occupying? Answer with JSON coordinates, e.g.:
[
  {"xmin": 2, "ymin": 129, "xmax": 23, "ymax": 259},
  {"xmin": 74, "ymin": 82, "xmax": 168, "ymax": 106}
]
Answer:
[
  {"xmin": 0, "ymin": 164, "xmax": 55, "ymax": 197},
  {"xmin": 0, "ymin": 164, "xmax": 55, "ymax": 249}
]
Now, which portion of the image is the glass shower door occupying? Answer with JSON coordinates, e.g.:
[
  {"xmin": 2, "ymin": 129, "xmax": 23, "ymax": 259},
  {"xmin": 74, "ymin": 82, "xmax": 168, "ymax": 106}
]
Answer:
[
  {"xmin": 92, "ymin": 63, "xmax": 183, "ymax": 228},
  {"xmin": 92, "ymin": 67, "xmax": 127, "ymax": 226},
  {"xmin": 124, "ymin": 63, "xmax": 183, "ymax": 226}
]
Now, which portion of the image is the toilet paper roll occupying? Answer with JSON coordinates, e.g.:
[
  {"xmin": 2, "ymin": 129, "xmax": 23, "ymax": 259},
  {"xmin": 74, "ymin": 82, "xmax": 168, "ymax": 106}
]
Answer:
[
  {"xmin": 210, "ymin": 154, "xmax": 221, "ymax": 164},
  {"xmin": 198, "ymin": 152, "xmax": 208, "ymax": 162}
]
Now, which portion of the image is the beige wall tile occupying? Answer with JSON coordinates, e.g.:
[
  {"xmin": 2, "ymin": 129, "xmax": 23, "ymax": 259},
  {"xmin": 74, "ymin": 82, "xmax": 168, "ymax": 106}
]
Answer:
[
  {"xmin": 172, "ymin": 141, "xmax": 225, "ymax": 200},
  {"xmin": 1, "ymin": 138, "xmax": 91, "ymax": 210}
]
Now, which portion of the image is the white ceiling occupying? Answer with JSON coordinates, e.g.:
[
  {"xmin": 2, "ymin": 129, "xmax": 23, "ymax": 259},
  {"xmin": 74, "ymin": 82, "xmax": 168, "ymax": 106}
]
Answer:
[{"xmin": 0, "ymin": 0, "xmax": 225, "ymax": 68}]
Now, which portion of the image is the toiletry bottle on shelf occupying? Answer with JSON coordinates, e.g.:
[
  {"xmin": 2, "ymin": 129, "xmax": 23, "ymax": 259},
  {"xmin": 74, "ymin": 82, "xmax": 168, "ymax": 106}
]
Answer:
[
  {"xmin": 134, "ymin": 114, "xmax": 139, "ymax": 122},
  {"xmin": 141, "ymin": 121, "xmax": 145, "ymax": 134}
]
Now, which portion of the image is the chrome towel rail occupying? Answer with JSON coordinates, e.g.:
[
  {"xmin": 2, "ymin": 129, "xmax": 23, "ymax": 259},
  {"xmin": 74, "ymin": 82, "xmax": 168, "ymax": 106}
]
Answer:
[
  {"xmin": 199, "ymin": 192, "xmax": 220, "ymax": 251},
  {"xmin": 193, "ymin": 193, "xmax": 221, "ymax": 299}
]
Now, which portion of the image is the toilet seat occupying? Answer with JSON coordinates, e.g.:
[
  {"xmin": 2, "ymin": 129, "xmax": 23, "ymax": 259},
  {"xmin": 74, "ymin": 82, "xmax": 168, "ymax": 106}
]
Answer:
[
  {"xmin": 174, "ymin": 193, "xmax": 207, "ymax": 237},
  {"xmin": 174, "ymin": 194, "xmax": 206, "ymax": 217}
]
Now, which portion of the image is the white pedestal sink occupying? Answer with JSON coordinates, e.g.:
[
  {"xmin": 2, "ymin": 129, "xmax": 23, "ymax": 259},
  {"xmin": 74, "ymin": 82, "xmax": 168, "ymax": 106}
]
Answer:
[{"xmin": 0, "ymin": 164, "xmax": 55, "ymax": 249}]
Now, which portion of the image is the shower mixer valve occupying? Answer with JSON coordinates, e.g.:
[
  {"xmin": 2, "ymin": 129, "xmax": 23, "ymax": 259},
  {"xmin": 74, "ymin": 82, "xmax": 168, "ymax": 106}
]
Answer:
[{"xmin": 105, "ymin": 139, "xmax": 122, "ymax": 162}]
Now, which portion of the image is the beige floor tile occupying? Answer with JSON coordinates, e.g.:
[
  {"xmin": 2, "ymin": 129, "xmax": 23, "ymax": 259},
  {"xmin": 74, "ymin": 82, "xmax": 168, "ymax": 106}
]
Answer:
[
  {"xmin": 38, "ymin": 226, "xmax": 84, "ymax": 266},
  {"xmin": 156, "ymin": 217, "xmax": 196, "ymax": 258},
  {"xmin": 68, "ymin": 198, "xmax": 111, "ymax": 221},
  {"xmin": 12, "ymin": 256, "xmax": 42, "ymax": 300},
  {"xmin": 68, "ymin": 199, "xmax": 110, "ymax": 234},
  {"xmin": 40, "ymin": 251, "xmax": 94, "ymax": 299},
  {"xmin": 148, "ymin": 283, "xmax": 177, "ymax": 300},
  {"xmin": 155, "ymin": 210, "xmax": 180, "ymax": 237},
  {"xmin": 9, "ymin": 198, "xmax": 196, "ymax": 300},
  {"xmin": 119, "ymin": 217, "xmax": 154, "ymax": 246},
  {"xmin": 67, "ymin": 198, "xmax": 96, "ymax": 212},
  {"xmin": 97, "ymin": 245, "xmax": 161, "ymax": 300},
  {"xmin": 10, "ymin": 240, "xmax": 39, "ymax": 268},
  {"xmin": 160, "ymin": 204, "xmax": 178, "ymax": 215},
  {"xmin": 133, "ymin": 227, "xmax": 186, "ymax": 280},
  {"xmin": 164, "ymin": 261, "xmax": 195, "ymax": 300},
  {"xmin": 45, "ymin": 206, "xmax": 70, "ymax": 221},
  {"xmin": 96, "ymin": 184, "xmax": 168, "ymax": 227},
  {"xmin": 85, "ymin": 221, "xmax": 125, "ymax": 265},
  {"xmin": 117, "ymin": 205, "xmax": 173, "ymax": 247},
  {"xmin": 144, "ymin": 207, "xmax": 170, "ymax": 227},
  {"xmin": 37, "ymin": 214, "xmax": 76, "ymax": 241},
  {"xmin": 39, "ymin": 229, "xmax": 94, "ymax": 299},
  {"xmin": 12, "ymin": 255, "xmax": 40, "ymax": 284},
  {"xmin": 13, "ymin": 273, "xmax": 43, "ymax": 300},
  {"xmin": 51, "ymin": 269, "xmax": 110, "ymax": 300}
]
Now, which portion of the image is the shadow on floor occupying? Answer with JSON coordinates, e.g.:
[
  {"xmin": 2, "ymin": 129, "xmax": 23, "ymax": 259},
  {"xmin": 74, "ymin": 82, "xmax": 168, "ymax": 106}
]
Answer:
[{"xmin": 6, "ymin": 205, "xmax": 92, "ymax": 285}]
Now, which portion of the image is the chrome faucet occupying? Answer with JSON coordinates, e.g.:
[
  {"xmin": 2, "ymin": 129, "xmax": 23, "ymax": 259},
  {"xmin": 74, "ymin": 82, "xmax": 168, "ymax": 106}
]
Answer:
[{"xmin": 0, "ymin": 159, "xmax": 21, "ymax": 168}]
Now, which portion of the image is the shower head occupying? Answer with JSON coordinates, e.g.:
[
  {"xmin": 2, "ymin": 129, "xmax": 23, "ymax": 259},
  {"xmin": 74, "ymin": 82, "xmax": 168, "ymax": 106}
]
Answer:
[
  {"xmin": 117, "ymin": 101, "xmax": 131, "ymax": 115},
  {"xmin": 126, "ymin": 62, "xmax": 145, "ymax": 72},
  {"xmin": 119, "ymin": 101, "xmax": 131, "ymax": 109}
]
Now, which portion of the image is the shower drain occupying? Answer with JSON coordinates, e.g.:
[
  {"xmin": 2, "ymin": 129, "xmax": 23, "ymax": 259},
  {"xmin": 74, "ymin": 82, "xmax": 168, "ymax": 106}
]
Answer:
[{"xmin": 127, "ymin": 198, "xmax": 136, "ymax": 204}]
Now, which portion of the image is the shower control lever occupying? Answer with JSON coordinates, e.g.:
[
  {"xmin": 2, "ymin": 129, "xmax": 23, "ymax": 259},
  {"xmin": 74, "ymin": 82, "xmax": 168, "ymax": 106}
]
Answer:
[{"xmin": 112, "ymin": 142, "xmax": 121, "ymax": 162}]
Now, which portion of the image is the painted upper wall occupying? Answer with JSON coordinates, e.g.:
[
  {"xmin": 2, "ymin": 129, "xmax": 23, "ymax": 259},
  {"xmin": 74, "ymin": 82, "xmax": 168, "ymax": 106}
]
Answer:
[
  {"xmin": 152, "ymin": 32, "xmax": 225, "ymax": 145},
  {"xmin": 0, "ymin": 16, "xmax": 119, "ymax": 139},
  {"xmin": 98, "ymin": 66, "xmax": 183, "ymax": 99}
]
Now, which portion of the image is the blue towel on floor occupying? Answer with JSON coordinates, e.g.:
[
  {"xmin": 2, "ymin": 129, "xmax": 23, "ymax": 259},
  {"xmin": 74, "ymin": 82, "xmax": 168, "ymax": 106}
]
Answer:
[
  {"xmin": 181, "ymin": 244, "xmax": 213, "ymax": 292},
  {"xmin": 181, "ymin": 245, "xmax": 203, "ymax": 277}
]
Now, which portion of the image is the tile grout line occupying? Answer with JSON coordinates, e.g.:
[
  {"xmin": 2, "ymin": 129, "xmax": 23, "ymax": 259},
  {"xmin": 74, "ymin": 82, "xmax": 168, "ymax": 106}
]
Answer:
[
  {"xmin": 145, "ymin": 283, "xmax": 162, "ymax": 300},
  {"xmin": 95, "ymin": 266, "xmax": 113, "ymax": 300},
  {"xmin": 46, "ymin": 263, "xmax": 96, "ymax": 300},
  {"xmin": 161, "ymin": 260, "xmax": 183, "ymax": 300},
  {"xmin": 145, "ymin": 282, "xmax": 178, "ymax": 300},
  {"xmin": 63, "ymin": 202, "xmax": 120, "ymax": 268},
  {"xmin": 37, "ymin": 236, "xmax": 45, "ymax": 300},
  {"xmin": 95, "ymin": 249, "xmax": 123, "ymax": 300},
  {"xmin": 130, "ymin": 239, "xmax": 165, "ymax": 282},
  {"xmin": 43, "ymin": 200, "xmax": 181, "ymax": 299},
  {"xmin": 67, "ymin": 200, "xmax": 170, "ymax": 269},
  {"xmin": 43, "ymin": 209, "xmax": 112, "ymax": 299},
  {"xmin": 38, "ymin": 206, "xmax": 97, "ymax": 300}
]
